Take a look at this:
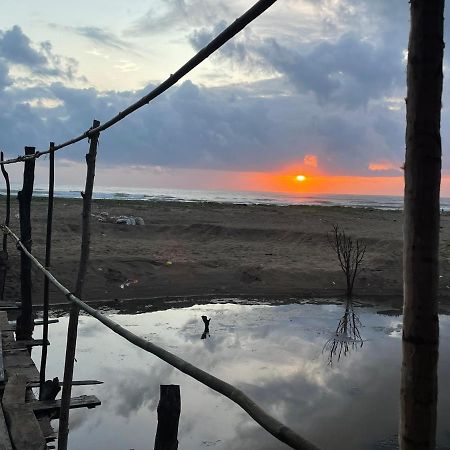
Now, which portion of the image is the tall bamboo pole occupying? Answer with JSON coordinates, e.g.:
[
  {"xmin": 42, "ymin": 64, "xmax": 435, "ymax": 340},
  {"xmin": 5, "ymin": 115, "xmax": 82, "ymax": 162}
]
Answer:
[
  {"xmin": 39, "ymin": 143, "xmax": 55, "ymax": 399},
  {"xmin": 0, "ymin": 151, "xmax": 10, "ymax": 301},
  {"xmin": 401, "ymin": 1, "xmax": 444, "ymax": 448},
  {"xmin": 17, "ymin": 146, "xmax": 35, "ymax": 341},
  {"xmin": 58, "ymin": 121, "xmax": 100, "ymax": 450}
]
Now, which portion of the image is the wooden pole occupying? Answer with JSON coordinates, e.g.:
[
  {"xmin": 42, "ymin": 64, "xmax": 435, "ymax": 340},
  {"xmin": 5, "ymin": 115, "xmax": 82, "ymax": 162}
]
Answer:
[
  {"xmin": 0, "ymin": 151, "xmax": 10, "ymax": 301},
  {"xmin": 16, "ymin": 146, "xmax": 35, "ymax": 341},
  {"xmin": 154, "ymin": 385, "xmax": 181, "ymax": 450},
  {"xmin": 58, "ymin": 120, "xmax": 100, "ymax": 450},
  {"xmin": 4, "ymin": 224, "xmax": 320, "ymax": 450},
  {"xmin": 401, "ymin": 1, "xmax": 444, "ymax": 449},
  {"xmin": 39, "ymin": 143, "xmax": 55, "ymax": 399}
]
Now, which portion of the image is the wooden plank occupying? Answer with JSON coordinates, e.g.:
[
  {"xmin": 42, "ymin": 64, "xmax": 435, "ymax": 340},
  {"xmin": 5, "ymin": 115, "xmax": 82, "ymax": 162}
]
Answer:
[
  {"xmin": 37, "ymin": 416, "xmax": 56, "ymax": 442},
  {"xmin": 27, "ymin": 380, "xmax": 103, "ymax": 388},
  {"xmin": 3, "ymin": 405, "xmax": 46, "ymax": 450},
  {"xmin": 0, "ymin": 405, "xmax": 13, "ymax": 450},
  {"xmin": 31, "ymin": 395, "xmax": 101, "ymax": 416},
  {"xmin": 6, "ymin": 318, "xmax": 59, "ymax": 330},
  {"xmin": 4, "ymin": 339, "xmax": 48, "ymax": 350},
  {"xmin": 0, "ymin": 312, "xmax": 8, "ymax": 329},
  {"xmin": 0, "ymin": 305, "xmax": 19, "ymax": 311},
  {"xmin": 2, "ymin": 374, "xmax": 26, "ymax": 405},
  {"xmin": 0, "ymin": 333, "xmax": 4, "ymax": 383},
  {"xmin": 4, "ymin": 354, "xmax": 39, "ymax": 383},
  {"xmin": 2, "ymin": 374, "xmax": 46, "ymax": 450}
]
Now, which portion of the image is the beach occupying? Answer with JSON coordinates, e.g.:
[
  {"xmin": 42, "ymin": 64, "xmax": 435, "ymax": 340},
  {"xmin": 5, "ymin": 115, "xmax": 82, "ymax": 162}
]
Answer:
[{"xmin": 2, "ymin": 197, "xmax": 450, "ymax": 308}]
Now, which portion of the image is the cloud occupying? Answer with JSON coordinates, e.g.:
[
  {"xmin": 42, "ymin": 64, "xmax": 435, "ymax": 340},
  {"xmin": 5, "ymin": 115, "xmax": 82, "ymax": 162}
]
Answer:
[
  {"xmin": 128, "ymin": 0, "xmax": 230, "ymax": 36},
  {"xmin": 4, "ymin": 7, "xmax": 450, "ymax": 180},
  {"xmin": 49, "ymin": 24, "xmax": 136, "ymax": 54},
  {"xmin": 304, "ymin": 154, "xmax": 318, "ymax": 168},
  {"xmin": 0, "ymin": 25, "xmax": 47, "ymax": 67},
  {"xmin": 74, "ymin": 26, "xmax": 131, "ymax": 51},
  {"xmin": 368, "ymin": 161, "xmax": 402, "ymax": 173},
  {"xmin": 0, "ymin": 26, "xmax": 81, "ymax": 82}
]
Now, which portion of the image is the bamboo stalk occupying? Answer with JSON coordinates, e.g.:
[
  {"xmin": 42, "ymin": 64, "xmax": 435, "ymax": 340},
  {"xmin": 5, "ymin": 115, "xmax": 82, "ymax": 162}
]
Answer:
[
  {"xmin": 16, "ymin": 146, "xmax": 35, "ymax": 341},
  {"xmin": 39, "ymin": 143, "xmax": 55, "ymax": 399},
  {"xmin": 58, "ymin": 121, "xmax": 100, "ymax": 450},
  {"xmin": 0, "ymin": 0, "xmax": 278, "ymax": 166},
  {"xmin": 401, "ymin": 1, "xmax": 443, "ymax": 449},
  {"xmin": 2, "ymin": 224, "xmax": 320, "ymax": 450},
  {"xmin": 0, "ymin": 151, "xmax": 10, "ymax": 301}
]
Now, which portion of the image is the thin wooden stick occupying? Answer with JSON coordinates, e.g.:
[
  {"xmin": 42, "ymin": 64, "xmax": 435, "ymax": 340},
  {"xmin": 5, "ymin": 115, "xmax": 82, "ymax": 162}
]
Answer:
[
  {"xmin": 0, "ymin": 0, "xmax": 278, "ymax": 166},
  {"xmin": 1, "ymin": 152, "xmax": 10, "ymax": 252},
  {"xmin": 0, "ymin": 151, "xmax": 10, "ymax": 301},
  {"xmin": 2, "ymin": 224, "xmax": 320, "ymax": 450},
  {"xmin": 16, "ymin": 146, "xmax": 35, "ymax": 340},
  {"xmin": 58, "ymin": 120, "xmax": 100, "ymax": 450},
  {"xmin": 39, "ymin": 143, "xmax": 55, "ymax": 399}
]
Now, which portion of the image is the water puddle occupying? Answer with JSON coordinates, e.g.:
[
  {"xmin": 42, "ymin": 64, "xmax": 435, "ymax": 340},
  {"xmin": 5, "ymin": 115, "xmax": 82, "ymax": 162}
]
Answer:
[{"xmin": 32, "ymin": 300, "xmax": 450, "ymax": 450}]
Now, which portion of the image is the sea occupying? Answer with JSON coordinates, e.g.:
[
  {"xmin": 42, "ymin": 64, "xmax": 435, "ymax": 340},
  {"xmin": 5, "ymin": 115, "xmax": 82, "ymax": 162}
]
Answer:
[{"xmin": 3, "ymin": 184, "xmax": 450, "ymax": 211}]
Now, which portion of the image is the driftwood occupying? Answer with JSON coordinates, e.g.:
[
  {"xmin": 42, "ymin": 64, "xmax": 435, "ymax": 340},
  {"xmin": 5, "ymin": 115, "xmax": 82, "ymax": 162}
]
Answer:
[
  {"xmin": 16, "ymin": 146, "xmax": 35, "ymax": 341},
  {"xmin": 58, "ymin": 120, "xmax": 101, "ymax": 450},
  {"xmin": 2, "ymin": 224, "xmax": 320, "ymax": 450},
  {"xmin": 39, "ymin": 144, "xmax": 55, "ymax": 399}
]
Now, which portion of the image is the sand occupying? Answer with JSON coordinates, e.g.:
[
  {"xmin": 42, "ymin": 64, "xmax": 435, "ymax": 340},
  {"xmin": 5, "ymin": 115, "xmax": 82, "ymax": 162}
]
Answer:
[{"xmin": 2, "ymin": 197, "xmax": 450, "ymax": 308}]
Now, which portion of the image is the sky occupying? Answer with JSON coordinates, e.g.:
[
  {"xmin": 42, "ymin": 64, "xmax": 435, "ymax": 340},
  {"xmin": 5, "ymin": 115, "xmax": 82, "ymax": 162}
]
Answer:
[{"xmin": 1, "ymin": 0, "xmax": 449, "ymax": 195}]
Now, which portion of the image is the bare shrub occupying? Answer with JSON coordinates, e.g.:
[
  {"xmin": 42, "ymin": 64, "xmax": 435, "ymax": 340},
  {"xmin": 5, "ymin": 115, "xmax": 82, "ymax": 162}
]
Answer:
[{"xmin": 328, "ymin": 224, "xmax": 366, "ymax": 298}]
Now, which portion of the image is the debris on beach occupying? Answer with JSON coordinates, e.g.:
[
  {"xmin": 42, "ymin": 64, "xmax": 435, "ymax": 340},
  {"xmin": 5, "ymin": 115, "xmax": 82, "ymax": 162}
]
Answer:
[
  {"xmin": 120, "ymin": 279, "xmax": 139, "ymax": 289},
  {"xmin": 92, "ymin": 211, "xmax": 145, "ymax": 225}
]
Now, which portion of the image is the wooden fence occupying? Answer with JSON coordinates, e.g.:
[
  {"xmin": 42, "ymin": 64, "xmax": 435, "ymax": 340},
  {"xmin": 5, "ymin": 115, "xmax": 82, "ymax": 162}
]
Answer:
[{"xmin": 0, "ymin": 1, "xmax": 321, "ymax": 449}]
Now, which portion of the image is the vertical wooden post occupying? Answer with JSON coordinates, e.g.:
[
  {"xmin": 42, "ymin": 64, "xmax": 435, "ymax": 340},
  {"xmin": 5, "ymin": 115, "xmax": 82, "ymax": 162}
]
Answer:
[
  {"xmin": 58, "ymin": 120, "xmax": 100, "ymax": 450},
  {"xmin": 154, "ymin": 385, "xmax": 181, "ymax": 450},
  {"xmin": 39, "ymin": 143, "xmax": 55, "ymax": 399},
  {"xmin": 16, "ymin": 146, "xmax": 35, "ymax": 341},
  {"xmin": 0, "ymin": 151, "xmax": 11, "ymax": 301},
  {"xmin": 401, "ymin": 1, "xmax": 443, "ymax": 449}
]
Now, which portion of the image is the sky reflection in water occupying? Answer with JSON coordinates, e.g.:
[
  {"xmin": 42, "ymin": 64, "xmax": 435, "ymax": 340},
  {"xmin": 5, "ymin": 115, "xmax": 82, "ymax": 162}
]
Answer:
[{"xmin": 33, "ymin": 302, "xmax": 450, "ymax": 450}]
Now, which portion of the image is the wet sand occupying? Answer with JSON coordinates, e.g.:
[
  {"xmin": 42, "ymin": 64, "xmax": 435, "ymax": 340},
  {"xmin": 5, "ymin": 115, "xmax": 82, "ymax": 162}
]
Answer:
[{"xmin": 2, "ymin": 197, "xmax": 450, "ymax": 307}]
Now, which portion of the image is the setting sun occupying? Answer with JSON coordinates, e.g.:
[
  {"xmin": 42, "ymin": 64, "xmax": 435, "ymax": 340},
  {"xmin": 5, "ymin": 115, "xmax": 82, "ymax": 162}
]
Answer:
[{"xmin": 296, "ymin": 175, "xmax": 306, "ymax": 182}]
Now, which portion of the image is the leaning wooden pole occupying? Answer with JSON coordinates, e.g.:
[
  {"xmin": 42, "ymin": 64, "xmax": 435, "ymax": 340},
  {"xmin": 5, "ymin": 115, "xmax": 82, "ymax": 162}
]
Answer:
[
  {"xmin": 401, "ymin": 1, "xmax": 444, "ymax": 449},
  {"xmin": 58, "ymin": 121, "xmax": 100, "ymax": 450},
  {"xmin": 0, "ymin": 151, "xmax": 10, "ymax": 301},
  {"xmin": 16, "ymin": 146, "xmax": 35, "ymax": 340},
  {"xmin": 39, "ymin": 143, "xmax": 55, "ymax": 399}
]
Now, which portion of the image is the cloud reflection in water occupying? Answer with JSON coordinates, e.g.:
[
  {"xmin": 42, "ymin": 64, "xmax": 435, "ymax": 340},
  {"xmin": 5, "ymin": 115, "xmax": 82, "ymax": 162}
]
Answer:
[{"xmin": 34, "ymin": 301, "xmax": 450, "ymax": 450}]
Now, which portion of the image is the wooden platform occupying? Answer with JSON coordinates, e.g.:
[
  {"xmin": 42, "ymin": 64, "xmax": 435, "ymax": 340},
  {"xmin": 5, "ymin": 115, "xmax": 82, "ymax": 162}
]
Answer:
[{"xmin": 0, "ymin": 311, "xmax": 102, "ymax": 449}]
